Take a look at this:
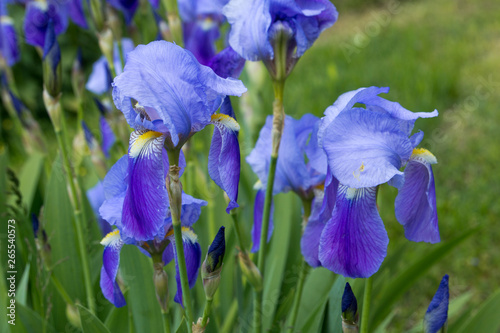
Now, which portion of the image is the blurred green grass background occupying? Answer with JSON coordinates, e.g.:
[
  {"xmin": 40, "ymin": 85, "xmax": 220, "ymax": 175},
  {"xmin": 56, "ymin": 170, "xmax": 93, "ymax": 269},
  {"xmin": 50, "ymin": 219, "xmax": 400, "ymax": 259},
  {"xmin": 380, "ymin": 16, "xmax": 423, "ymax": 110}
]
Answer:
[{"xmin": 1, "ymin": 0, "xmax": 499, "ymax": 331}]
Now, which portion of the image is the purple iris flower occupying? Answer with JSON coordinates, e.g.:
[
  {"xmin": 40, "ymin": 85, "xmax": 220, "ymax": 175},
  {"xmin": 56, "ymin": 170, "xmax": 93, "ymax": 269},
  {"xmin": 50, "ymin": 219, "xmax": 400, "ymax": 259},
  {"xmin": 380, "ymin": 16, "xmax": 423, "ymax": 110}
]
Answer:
[
  {"xmin": 424, "ymin": 274, "xmax": 449, "ymax": 333},
  {"xmin": 112, "ymin": 41, "xmax": 246, "ymax": 216},
  {"xmin": 68, "ymin": 0, "xmax": 88, "ymax": 28},
  {"xmin": 98, "ymin": 154, "xmax": 207, "ymax": 307},
  {"xmin": 108, "ymin": 0, "xmax": 139, "ymax": 25},
  {"xmin": 223, "ymin": 0, "xmax": 337, "ymax": 76},
  {"xmin": 247, "ymin": 114, "xmax": 327, "ymax": 252},
  {"xmin": 86, "ymin": 38, "xmax": 135, "ymax": 95},
  {"xmin": 23, "ymin": 0, "xmax": 68, "ymax": 47},
  {"xmin": 305, "ymin": 86, "xmax": 439, "ymax": 278},
  {"xmin": 179, "ymin": 0, "xmax": 229, "ymax": 66},
  {"xmin": 0, "ymin": 3, "xmax": 20, "ymax": 66}
]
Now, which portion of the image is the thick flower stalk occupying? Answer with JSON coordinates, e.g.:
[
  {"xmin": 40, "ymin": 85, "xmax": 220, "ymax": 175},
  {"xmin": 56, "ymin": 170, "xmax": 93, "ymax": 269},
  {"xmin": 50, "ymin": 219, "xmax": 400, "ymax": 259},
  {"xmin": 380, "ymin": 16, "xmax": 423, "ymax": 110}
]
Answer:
[{"xmin": 106, "ymin": 40, "xmax": 245, "ymax": 329}]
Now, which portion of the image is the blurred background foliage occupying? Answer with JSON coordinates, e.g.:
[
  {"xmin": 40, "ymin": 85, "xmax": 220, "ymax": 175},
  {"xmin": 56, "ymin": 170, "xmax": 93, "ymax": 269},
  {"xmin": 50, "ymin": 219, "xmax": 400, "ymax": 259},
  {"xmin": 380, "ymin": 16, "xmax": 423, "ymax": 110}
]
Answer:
[{"xmin": 1, "ymin": 0, "xmax": 500, "ymax": 332}]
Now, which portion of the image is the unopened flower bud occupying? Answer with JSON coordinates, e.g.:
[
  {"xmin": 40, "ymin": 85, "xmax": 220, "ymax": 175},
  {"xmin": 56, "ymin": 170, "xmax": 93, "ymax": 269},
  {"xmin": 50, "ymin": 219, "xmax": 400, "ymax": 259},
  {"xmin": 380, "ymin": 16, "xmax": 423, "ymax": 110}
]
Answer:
[
  {"xmin": 98, "ymin": 28, "xmax": 115, "ymax": 74},
  {"xmin": 66, "ymin": 304, "xmax": 81, "ymax": 329},
  {"xmin": 202, "ymin": 226, "xmax": 225, "ymax": 300},
  {"xmin": 238, "ymin": 251, "xmax": 262, "ymax": 292},
  {"xmin": 424, "ymin": 275, "xmax": 449, "ymax": 333},
  {"xmin": 341, "ymin": 282, "xmax": 359, "ymax": 332},
  {"xmin": 42, "ymin": 20, "xmax": 61, "ymax": 98},
  {"xmin": 268, "ymin": 20, "xmax": 296, "ymax": 81},
  {"xmin": 153, "ymin": 262, "xmax": 169, "ymax": 313}
]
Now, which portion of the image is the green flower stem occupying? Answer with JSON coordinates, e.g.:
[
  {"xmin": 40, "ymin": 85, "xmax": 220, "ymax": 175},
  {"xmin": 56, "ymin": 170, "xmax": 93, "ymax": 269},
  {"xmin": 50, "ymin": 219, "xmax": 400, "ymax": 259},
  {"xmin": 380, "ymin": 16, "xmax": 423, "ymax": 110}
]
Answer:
[
  {"xmin": 253, "ymin": 79, "xmax": 286, "ymax": 333},
  {"xmin": 45, "ymin": 92, "xmax": 95, "ymax": 313},
  {"xmin": 286, "ymin": 198, "xmax": 313, "ymax": 332},
  {"xmin": 50, "ymin": 273, "xmax": 74, "ymax": 307},
  {"xmin": 201, "ymin": 298, "xmax": 213, "ymax": 327},
  {"xmin": 286, "ymin": 260, "xmax": 309, "ymax": 333},
  {"xmin": 162, "ymin": 0, "xmax": 183, "ymax": 46},
  {"xmin": 360, "ymin": 276, "xmax": 373, "ymax": 333},
  {"xmin": 230, "ymin": 209, "xmax": 247, "ymax": 253},
  {"xmin": 220, "ymin": 299, "xmax": 238, "ymax": 333},
  {"xmin": 163, "ymin": 312, "xmax": 172, "ymax": 333},
  {"xmin": 166, "ymin": 149, "xmax": 193, "ymax": 333}
]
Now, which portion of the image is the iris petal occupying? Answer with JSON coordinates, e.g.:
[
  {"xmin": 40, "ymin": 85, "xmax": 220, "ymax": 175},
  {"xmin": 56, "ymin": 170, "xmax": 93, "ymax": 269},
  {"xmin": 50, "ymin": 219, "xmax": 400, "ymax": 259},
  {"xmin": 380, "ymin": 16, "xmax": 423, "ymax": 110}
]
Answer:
[
  {"xmin": 251, "ymin": 189, "xmax": 274, "ymax": 253},
  {"xmin": 100, "ymin": 230, "xmax": 126, "ymax": 307},
  {"xmin": 163, "ymin": 228, "xmax": 202, "ymax": 306},
  {"xmin": 208, "ymin": 114, "xmax": 241, "ymax": 213},
  {"xmin": 122, "ymin": 130, "xmax": 168, "ymax": 241},
  {"xmin": 319, "ymin": 185, "xmax": 388, "ymax": 278},
  {"xmin": 395, "ymin": 149, "xmax": 439, "ymax": 243},
  {"xmin": 322, "ymin": 109, "xmax": 413, "ymax": 188},
  {"xmin": 301, "ymin": 170, "xmax": 338, "ymax": 267},
  {"xmin": 112, "ymin": 41, "xmax": 246, "ymax": 147},
  {"xmin": 223, "ymin": 0, "xmax": 273, "ymax": 61}
]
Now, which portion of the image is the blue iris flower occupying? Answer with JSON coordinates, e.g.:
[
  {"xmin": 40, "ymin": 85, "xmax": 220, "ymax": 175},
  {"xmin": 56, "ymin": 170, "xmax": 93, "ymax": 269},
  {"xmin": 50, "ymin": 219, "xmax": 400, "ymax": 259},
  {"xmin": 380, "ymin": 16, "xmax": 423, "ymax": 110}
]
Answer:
[
  {"xmin": 108, "ymin": 0, "xmax": 139, "ymax": 25},
  {"xmin": 0, "ymin": 2, "xmax": 20, "ymax": 66},
  {"xmin": 86, "ymin": 38, "xmax": 135, "ymax": 95},
  {"xmin": 424, "ymin": 275, "xmax": 449, "ymax": 333},
  {"xmin": 99, "ymin": 154, "xmax": 207, "ymax": 307},
  {"xmin": 179, "ymin": 0, "xmax": 228, "ymax": 66},
  {"xmin": 247, "ymin": 114, "xmax": 327, "ymax": 252},
  {"xmin": 303, "ymin": 86, "xmax": 439, "ymax": 278},
  {"xmin": 23, "ymin": 0, "xmax": 87, "ymax": 48},
  {"xmin": 223, "ymin": 0, "xmax": 337, "ymax": 76},
  {"xmin": 111, "ymin": 41, "xmax": 246, "ymax": 221}
]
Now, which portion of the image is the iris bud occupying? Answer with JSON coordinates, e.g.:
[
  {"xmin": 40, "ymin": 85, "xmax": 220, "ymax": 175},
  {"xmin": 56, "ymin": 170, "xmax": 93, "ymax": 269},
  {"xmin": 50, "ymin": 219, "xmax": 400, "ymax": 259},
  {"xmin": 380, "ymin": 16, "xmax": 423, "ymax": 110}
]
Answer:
[
  {"xmin": 42, "ymin": 20, "xmax": 61, "ymax": 98},
  {"xmin": 89, "ymin": 0, "xmax": 106, "ymax": 32},
  {"xmin": 66, "ymin": 304, "xmax": 81, "ymax": 329},
  {"xmin": 238, "ymin": 251, "xmax": 262, "ymax": 292},
  {"xmin": 153, "ymin": 262, "xmax": 170, "ymax": 313},
  {"xmin": 341, "ymin": 282, "xmax": 359, "ymax": 332},
  {"xmin": 71, "ymin": 49, "xmax": 85, "ymax": 100},
  {"xmin": 424, "ymin": 275, "xmax": 449, "ymax": 333},
  {"xmin": 201, "ymin": 226, "xmax": 225, "ymax": 300},
  {"xmin": 267, "ymin": 21, "xmax": 295, "ymax": 81}
]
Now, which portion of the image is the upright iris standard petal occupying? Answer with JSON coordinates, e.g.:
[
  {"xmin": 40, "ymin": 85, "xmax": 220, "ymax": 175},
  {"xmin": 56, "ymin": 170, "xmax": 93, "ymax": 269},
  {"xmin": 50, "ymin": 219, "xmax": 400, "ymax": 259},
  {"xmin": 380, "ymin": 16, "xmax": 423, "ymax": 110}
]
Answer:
[
  {"xmin": 223, "ymin": 0, "xmax": 273, "ymax": 61},
  {"xmin": 208, "ymin": 114, "xmax": 240, "ymax": 213},
  {"xmin": 163, "ymin": 228, "xmax": 202, "ymax": 305},
  {"xmin": 251, "ymin": 189, "xmax": 274, "ymax": 253},
  {"xmin": 224, "ymin": 0, "xmax": 337, "ymax": 61},
  {"xmin": 247, "ymin": 115, "xmax": 319, "ymax": 195},
  {"xmin": 395, "ymin": 148, "xmax": 439, "ymax": 243},
  {"xmin": 318, "ymin": 87, "xmax": 438, "ymax": 147},
  {"xmin": 319, "ymin": 185, "xmax": 389, "ymax": 278},
  {"xmin": 112, "ymin": 41, "xmax": 246, "ymax": 148},
  {"xmin": 424, "ymin": 275, "xmax": 449, "ymax": 333},
  {"xmin": 122, "ymin": 130, "xmax": 168, "ymax": 241},
  {"xmin": 322, "ymin": 109, "xmax": 413, "ymax": 188},
  {"xmin": 24, "ymin": 1, "xmax": 68, "ymax": 47},
  {"xmin": 100, "ymin": 230, "xmax": 126, "ymax": 307}
]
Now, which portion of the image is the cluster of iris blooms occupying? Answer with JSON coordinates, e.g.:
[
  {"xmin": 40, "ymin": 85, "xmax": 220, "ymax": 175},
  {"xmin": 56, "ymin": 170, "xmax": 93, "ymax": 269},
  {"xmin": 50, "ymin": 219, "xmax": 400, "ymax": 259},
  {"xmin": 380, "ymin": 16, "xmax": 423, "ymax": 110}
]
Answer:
[{"xmin": 1, "ymin": 0, "xmax": 449, "ymax": 332}]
